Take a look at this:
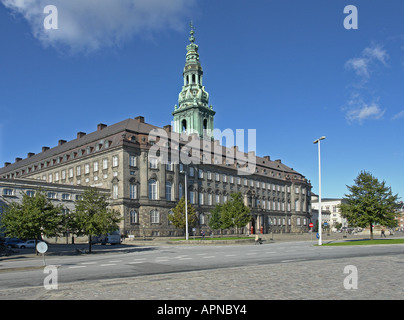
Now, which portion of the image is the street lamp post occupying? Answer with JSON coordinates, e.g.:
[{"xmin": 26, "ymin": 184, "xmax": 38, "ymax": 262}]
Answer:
[
  {"xmin": 182, "ymin": 164, "xmax": 189, "ymax": 241},
  {"xmin": 313, "ymin": 136, "xmax": 326, "ymax": 246}
]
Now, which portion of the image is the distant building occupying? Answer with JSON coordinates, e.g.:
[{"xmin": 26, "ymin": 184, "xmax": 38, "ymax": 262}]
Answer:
[{"xmin": 311, "ymin": 195, "xmax": 347, "ymax": 231}]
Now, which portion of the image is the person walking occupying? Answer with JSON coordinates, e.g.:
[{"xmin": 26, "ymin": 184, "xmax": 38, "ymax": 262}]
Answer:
[{"xmin": 381, "ymin": 229, "xmax": 386, "ymax": 238}]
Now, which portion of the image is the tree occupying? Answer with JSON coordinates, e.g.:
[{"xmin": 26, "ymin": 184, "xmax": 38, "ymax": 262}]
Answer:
[
  {"xmin": 71, "ymin": 187, "xmax": 121, "ymax": 253},
  {"xmin": 340, "ymin": 171, "xmax": 400, "ymax": 240},
  {"xmin": 226, "ymin": 192, "xmax": 251, "ymax": 234},
  {"xmin": 209, "ymin": 192, "xmax": 251, "ymax": 235},
  {"xmin": 1, "ymin": 189, "xmax": 64, "ymax": 251},
  {"xmin": 169, "ymin": 196, "xmax": 197, "ymax": 235},
  {"xmin": 208, "ymin": 204, "xmax": 223, "ymax": 236}
]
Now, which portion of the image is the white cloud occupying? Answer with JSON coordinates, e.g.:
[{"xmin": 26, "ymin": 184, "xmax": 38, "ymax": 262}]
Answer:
[
  {"xmin": 344, "ymin": 93, "xmax": 385, "ymax": 124},
  {"xmin": 345, "ymin": 43, "xmax": 389, "ymax": 81},
  {"xmin": 346, "ymin": 102, "xmax": 385, "ymax": 124},
  {"xmin": 1, "ymin": 0, "xmax": 197, "ymax": 53},
  {"xmin": 392, "ymin": 110, "xmax": 404, "ymax": 120}
]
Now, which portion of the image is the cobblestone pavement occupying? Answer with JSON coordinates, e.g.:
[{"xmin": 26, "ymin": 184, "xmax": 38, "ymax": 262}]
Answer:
[{"xmin": 1, "ymin": 253, "xmax": 403, "ymax": 300}]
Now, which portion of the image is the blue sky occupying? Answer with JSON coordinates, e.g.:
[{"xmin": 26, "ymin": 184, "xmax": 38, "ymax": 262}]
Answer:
[{"xmin": 0, "ymin": 0, "xmax": 403, "ymax": 200}]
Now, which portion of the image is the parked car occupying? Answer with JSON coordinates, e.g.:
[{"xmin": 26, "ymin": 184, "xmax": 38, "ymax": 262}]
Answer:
[
  {"xmin": 15, "ymin": 240, "xmax": 37, "ymax": 249},
  {"xmin": 4, "ymin": 238, "xmax": 24, "ymax": 248}
]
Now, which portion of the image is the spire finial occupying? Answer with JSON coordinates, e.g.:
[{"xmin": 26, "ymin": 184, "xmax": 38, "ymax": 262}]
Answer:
[{"xmin": 189, "ymin": 21, "xmax": 195, "ymax": 44}]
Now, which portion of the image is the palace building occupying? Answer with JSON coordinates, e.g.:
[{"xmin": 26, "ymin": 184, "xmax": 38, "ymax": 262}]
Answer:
[{"xmin": 0, "ymin": 26, "xmax": 312, "ymax": 237}]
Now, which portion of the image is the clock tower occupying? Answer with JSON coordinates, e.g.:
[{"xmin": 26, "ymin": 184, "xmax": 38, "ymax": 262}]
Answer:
[{"xmin": 172, "ymin": 23, "xmax": 215, "ymax": 140}]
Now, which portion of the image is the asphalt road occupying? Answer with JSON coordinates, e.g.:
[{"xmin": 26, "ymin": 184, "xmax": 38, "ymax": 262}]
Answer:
[{"xmin": 1, "ymin": 239, "xmax": 403, "ymax": 294}]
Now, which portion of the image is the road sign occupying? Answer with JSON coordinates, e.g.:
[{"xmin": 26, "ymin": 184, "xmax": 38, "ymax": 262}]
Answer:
[
  {"xmin": 309, "ymin": 223, "xmax": 314, "ymax": 228},
  {"xmin": 36, "ymin": 242, "xmax": 48, "ymax": 266},
  {"xmin": 36, "ymin": 241, "xmax": 48, "ymax": 253}
]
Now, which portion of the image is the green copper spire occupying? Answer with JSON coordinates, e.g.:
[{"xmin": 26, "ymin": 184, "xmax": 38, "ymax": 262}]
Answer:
[
  {"xmin": 172, "ymin": 23, "xmax": 215, "ymax": 140},
  {"xmin": 189, "ymin": 21, "xmax": 195, "ymax": 44}
]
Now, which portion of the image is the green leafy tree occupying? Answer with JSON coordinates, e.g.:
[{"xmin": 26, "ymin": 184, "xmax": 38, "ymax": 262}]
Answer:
[
  {"xmin": 209, "ymin": 204, "xmax": 223, "ymax": 236},
  {"xmin": 209, "ymin": 193, "xmax": 251, "ymax": 235},
  {"xmin": 1, "ymin": 189, "xmax": 64, "ymax": 248},
  {"xmin": 71, "ymin": 187, "xmax": 121, "ymax": 253},
  {"xmin": 340, "ymin": 171, "xmax": 400, "ymax": 240},
  {"xmin": 169, "ymin": 196, "xmax": 197, "ymax": 235},
  {"xmin": 226, "ymin": 192, "xmax": 251, "ymax": 233}
]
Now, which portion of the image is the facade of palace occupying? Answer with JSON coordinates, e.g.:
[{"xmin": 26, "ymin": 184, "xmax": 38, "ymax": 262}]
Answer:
[{"xmin": 0, "ymin": 26, "xmax": 312, "ymax": 237}]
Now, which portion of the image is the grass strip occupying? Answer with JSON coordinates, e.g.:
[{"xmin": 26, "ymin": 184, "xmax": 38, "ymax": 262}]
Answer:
[{"xmin": 322, "ymin": 238, "xmax": 404, "ymax": 246}]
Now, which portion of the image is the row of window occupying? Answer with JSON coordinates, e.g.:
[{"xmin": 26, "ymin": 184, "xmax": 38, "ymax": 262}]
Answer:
[
  {"xmin": 34, "ymin": 155, "xmax": 120, "ymax": 183},
  {"xmin": 149, "ymin": 156, "xmax": 307, "ymax": 182},
  {"xmin": 120, "ymin": 181, "xmax": 307, "ymax": 212},
  {"xmin": 1, "ymin": 188, "xmax": 82, "ymax": 201},
  {"xmin": 3, "ymin": 141, "xmax": 114, "ymax": 179},
  {"xmin": 152, "ymin": 161, "xmax": 309, "ymax": 195}
]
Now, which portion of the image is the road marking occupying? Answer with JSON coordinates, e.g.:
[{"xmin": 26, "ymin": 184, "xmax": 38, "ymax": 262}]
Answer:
[
  {"xmin": 100, "ymin": 263, "xmax": 117, "ymax": 267},
  {"xmin": 265, "ymin": 251, "xmax": 276, "ymax": 254},
  {"xmin": 81, "ymin": 262, "xmax": 97, "ymax": 265},
  {"xmin": 203, "ymin": 256, "xmax": 215, "ymax": 259},
  {"xmin": 225, "ymin": 254, "xmax": 236, "ymax": 257},
  {"xmin": 281, "ymin": 259, "xmax": 306, "ymax": 263},
  {"xmin": 69, "ymin": 265, "xmax": 87, "ymax": 269},
  {"xmin": 179, "ymin": 257, "xmax": 192, "ymax": 260},
  {"xmin": 246, "ymin": 252, "xmax": 257, "ymax": 255},
  {"xmin": 109, "ymin": 260, "xmax": 122, "ymax": 263},
  {"xmin": 128, "ymin": 261, "xmax": 144, "ymax": 264},
  {"xmin": 133, "ymin": 258, "xmax": 146, "ymax": 261}
]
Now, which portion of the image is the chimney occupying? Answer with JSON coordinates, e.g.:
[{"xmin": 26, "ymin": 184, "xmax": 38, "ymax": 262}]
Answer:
[
  {"xmin": 263, "ymin": 155, "xmax": 270, "ymax": 161},
  {"xmin": 163, "ymin": 124, "xmax": 172, "ymax": 132},
  {"xmin": 15, "ymin": 158, "xmax": 22, "ymax": 163},
  {"xmin": 42, "ymin": 146, "xmax": 50, "ymax": 152},
  {"xmin": 275, "ymin": 159, "xmax": 282, "ymax": 164},
  {"xmin": 4, "ymin": 162, "xmax": 11, "ymax": 167},
  {"xmin": 97, "ymin": 123, "xmax": 107, "ymax": 131},
  {"xmin": 77, "ymin": 132, "xmax": 86, "ymax": 139},
  {"xmin": 27, "ymin": 152, "xmax": 35, "ymax": 158},
  {"xmin": 58, "ymin": 140, "xmax": 67, "ymax": 146},
  {"xmin": 135, "ymin": 116, "xmax": 145, "ymax": 123}
]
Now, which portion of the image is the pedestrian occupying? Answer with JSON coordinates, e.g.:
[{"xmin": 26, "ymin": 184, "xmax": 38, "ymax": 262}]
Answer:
[
  {"xmin": 381, "ymin": 229, "xmax": 386, "ymax": 238},
  {"xmin": 201, "ymin": 230, "xmax": 205, "ymax": 240}
]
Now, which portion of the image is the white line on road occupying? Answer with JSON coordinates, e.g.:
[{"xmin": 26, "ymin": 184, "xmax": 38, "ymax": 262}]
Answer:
[
  {"xmin": 203, "ymin": 256, "xmax": 215, "ymax": 259},
  {"xmin": 100, "ymin": 264, "xmax": 117, "ymax": 267},
  {"xmin": 68, "ymin": 265, "xmax": 87, "ymax": 269},
  {"xmin": 128, "ymin": 261, "xmax": 144, "ymax": 264},
  {"xmin": 281, "ymin": 259, "xmax": 306, "ymax": 263},
  {"xmin": 81, "ymin": 262, "xmax": 97, "ymax": 265}
]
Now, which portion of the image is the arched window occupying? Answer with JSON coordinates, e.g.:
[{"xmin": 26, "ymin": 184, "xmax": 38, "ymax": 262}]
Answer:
[
  {"xmin": 192, "ymin": 74, "xmax": 196, "ymax": 84},
  {"xmin": 130, "ymin": 184, "xmax": 137, "ymax": 199},
  {"xmin": 148, "ymin": 179, "xmax": 158, "ymax": 200},
  {"xmin": 182, "ymin": 119, "xmax": 187, "ymax": 133},
  {"xmin": 150, "ymin": 209, "xmax": 159, "ymax": 224},
  {"xmin": 130, "ymin": 210, "xmax": 138, "ymax": 224},
  {"xmin": 165, "ymin": 181, "xmax": 172, "ymax": 201},
  {"xmin": 203, "ymin": 119, "xmax": 208, "ymax": 130},
  {"xmin": 179, "ymin": 183, "xmax": 183, "ymax": 200}
]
